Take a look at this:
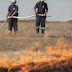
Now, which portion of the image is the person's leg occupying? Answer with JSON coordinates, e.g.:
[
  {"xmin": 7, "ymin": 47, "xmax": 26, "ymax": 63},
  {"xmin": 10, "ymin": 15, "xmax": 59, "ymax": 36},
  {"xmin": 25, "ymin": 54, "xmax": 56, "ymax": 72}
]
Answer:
[
  {"xmin": 8, "ymin": 19, "xmax": 13, "ymax": 33},
  {"xmin": 13, "ymin": 19, "xmax": 18, "ymax": 33},
  {"xmin": 41, "ymin": 17, "xmax": 46, "ymax": 34},
  {"xmin": 36, "ymin": 16, "xmax": 40, "ymax": 34}
]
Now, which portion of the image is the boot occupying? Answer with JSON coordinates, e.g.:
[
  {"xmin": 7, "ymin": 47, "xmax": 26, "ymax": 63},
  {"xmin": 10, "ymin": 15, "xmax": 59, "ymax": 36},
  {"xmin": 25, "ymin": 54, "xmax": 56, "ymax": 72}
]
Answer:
[
  {"xmin": 41, "ymin": 29, "xmax": 44, "ymax": 34},
  {"xmin": 36, "ymin": 28, "xmax": 39, "ymax": 34}
]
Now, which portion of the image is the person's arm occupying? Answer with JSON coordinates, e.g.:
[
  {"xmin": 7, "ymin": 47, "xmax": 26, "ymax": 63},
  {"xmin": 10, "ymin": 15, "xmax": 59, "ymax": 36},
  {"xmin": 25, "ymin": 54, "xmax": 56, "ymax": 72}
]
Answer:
[
  {"xmin": 34, "ymin": 8, "xmax": 37, "ymax": 15},
  {"xmin": 45, "ymin": 3, "xmax": 48, "ymax": 15},
  {"xmin": 10, "ymin": 10, "xmax": 18, "ymax": 17},
  {"xmin": 45, "ymin": 10, "xmax": 48, "ymax": 15},
  {"xmin": 34, "ymin": 2, "xmax": 38, "ymax": 16},
  {"xmin": 6, "ymin": 11, "xmax": 10, "ymax": 20}
]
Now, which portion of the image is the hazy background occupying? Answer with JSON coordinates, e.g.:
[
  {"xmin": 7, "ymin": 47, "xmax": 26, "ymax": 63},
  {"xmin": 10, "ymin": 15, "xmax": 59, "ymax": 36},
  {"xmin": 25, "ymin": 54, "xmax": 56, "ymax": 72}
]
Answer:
[{"xmin": 0, "ymin": 0, "xmax": 72, "ymax": 21}]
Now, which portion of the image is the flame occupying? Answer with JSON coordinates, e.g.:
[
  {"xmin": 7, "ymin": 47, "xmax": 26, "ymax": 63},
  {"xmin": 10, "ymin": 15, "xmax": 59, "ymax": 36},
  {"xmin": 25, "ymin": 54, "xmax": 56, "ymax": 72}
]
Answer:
[
  {"xmin": 44, "ymin": 32, "xmax": 50, "ymax": 37},
  {"xmin": 0, "ymin": 37, "xmax": 72, "ymax": 72}
]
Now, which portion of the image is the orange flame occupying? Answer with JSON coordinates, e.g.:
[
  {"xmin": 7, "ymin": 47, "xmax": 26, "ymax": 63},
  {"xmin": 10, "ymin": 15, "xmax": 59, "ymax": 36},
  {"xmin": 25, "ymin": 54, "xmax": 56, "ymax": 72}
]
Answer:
[{"xmin": 0, "ymin": 37, "xmax": 72, "ymax": 72}]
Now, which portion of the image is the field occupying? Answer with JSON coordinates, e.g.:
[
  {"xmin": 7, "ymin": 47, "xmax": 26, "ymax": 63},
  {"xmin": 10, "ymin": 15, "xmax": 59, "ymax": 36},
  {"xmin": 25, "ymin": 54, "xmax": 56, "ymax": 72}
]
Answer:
[{"xmin": 0, "ymin": 21, "xmax": 72, "ymax": 72}]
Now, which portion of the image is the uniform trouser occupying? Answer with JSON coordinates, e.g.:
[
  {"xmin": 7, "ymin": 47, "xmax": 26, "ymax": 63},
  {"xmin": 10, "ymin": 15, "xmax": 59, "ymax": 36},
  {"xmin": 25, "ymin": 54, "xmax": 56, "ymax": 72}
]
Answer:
[
  {"xmin": 36, "ymin": 16, "xmax": 46, "ymax": 34},
  {"xmin": 8, "ymin": 18, "xmax": 18, "ymax": 32}
]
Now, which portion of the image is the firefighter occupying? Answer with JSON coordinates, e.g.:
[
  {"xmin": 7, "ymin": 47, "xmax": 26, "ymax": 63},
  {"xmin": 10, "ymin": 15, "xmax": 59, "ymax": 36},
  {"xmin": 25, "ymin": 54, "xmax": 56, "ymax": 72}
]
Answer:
[
  {"xmin": 6, "ymin": 0, "xmax": 18, "ymax": 34},
  {"xmin": 34, "ymin": 0, "xmax": 48, "ymax": 34}
]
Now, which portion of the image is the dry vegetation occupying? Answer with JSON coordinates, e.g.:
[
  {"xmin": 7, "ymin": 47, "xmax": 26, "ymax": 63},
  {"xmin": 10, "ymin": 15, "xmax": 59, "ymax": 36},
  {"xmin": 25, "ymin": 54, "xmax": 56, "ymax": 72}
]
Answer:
[{"xmin": 0, "ymin": 21, "xmax": 72, "ymax": 72}]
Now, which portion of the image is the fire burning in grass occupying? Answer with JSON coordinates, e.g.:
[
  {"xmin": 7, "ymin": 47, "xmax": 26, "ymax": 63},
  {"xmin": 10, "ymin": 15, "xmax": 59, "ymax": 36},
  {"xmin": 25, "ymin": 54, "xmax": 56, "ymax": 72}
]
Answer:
[{"xmin": 0, "ymin": 37, "xmax": 72, "ymax": 72}]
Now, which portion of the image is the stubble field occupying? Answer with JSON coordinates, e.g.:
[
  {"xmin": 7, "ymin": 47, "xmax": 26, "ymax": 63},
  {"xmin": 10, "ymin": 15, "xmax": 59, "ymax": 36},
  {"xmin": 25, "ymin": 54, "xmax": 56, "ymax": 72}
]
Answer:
[{"xmin": 0, "ymin": 21, "xmax": 72, "ymax": 72}]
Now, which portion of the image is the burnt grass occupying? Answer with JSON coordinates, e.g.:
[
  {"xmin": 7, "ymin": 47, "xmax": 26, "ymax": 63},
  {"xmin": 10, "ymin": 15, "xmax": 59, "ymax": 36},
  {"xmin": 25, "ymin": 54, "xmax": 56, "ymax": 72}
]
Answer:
[{"xmin": 0, "ymin": 57, "xmax": 72, "ymax": 72}]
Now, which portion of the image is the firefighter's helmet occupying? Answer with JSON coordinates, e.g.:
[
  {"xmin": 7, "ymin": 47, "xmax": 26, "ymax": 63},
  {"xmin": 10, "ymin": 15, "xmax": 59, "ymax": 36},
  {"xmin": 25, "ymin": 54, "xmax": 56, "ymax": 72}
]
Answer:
[
  {"xmin": 11, "ymin": 0, "xmax": 16, "ymax": 3},
  {"xmin": 39, "ymin": 0, "xmax": 46, "ymax": 2}
]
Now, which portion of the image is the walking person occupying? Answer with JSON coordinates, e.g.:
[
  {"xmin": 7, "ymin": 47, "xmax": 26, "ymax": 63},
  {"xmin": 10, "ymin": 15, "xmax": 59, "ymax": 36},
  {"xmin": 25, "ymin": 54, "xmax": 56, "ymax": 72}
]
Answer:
[
  {"xmin": 34, "ymin": 0, "xmax": 48, "ymax": 34},
  {"xmin": 6, "ymin": 0, "xmax": 18, "ymax": 34}
]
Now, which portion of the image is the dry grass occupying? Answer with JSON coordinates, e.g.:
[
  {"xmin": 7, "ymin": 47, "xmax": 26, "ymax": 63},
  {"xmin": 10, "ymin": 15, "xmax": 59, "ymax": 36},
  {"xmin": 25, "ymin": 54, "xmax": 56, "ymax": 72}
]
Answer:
[
  {"xmin": 0, "ymin": 21, "xmax": 72, "ymax": 55},
  {"xmin": 0, "ymin": 22, "xmax": 72, "ymax": 72}
]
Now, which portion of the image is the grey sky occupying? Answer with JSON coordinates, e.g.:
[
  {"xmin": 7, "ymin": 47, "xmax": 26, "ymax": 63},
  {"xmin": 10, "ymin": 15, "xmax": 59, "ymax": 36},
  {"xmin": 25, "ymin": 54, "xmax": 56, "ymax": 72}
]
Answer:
[{"xmin": 0, "ymin": 0, "xmax": 72, "ymax": 21}]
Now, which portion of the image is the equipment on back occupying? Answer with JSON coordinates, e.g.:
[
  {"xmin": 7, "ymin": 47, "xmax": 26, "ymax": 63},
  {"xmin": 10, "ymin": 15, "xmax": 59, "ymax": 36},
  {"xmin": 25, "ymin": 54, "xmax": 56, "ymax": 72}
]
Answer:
[{"xmin": 11, "ymin": 0, "xmax": 16, "ymax": 3}]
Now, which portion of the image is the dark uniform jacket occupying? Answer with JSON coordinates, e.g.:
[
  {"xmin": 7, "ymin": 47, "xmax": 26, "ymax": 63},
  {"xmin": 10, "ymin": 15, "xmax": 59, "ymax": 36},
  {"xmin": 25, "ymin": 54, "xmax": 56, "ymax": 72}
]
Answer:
[
  {"xmin": 8, "ymin": 5, "xmax": 18, "ymax": 16},
  {"xmin": 34, "ymin": 1, "xmax": 48, "ymax": 14}
]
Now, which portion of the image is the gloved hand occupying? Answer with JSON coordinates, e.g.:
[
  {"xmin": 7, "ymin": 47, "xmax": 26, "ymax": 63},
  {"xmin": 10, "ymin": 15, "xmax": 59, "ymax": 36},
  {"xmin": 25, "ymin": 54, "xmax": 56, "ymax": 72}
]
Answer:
[
  {"xmin": 35, "ymin": 13, "xmax": 37, "ymax": 16},
  {"xmin": 45, "ymin": 12, "xmax": 47, "ymax": 15}
]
